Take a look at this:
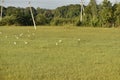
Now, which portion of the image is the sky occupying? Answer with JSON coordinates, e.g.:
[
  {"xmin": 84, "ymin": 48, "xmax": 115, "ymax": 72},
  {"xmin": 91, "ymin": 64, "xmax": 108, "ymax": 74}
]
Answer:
[{"xmin": 1, "ymin": 0, "xmax": 120, "ymax": 9}]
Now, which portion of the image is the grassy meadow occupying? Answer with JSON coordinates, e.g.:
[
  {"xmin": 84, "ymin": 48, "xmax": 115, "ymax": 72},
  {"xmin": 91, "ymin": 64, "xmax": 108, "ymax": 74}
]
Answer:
[{"xmin": 0, "ymin": 26, "xmax": 120, "ymax": 80}]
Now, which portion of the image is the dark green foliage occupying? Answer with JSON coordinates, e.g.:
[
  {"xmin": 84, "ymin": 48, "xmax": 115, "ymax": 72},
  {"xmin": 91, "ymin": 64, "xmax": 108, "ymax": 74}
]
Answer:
[
  {"xmin": 99, "ymin": 0, "xmax": 113, "ymax": 27},
  {"xmin": 54, "ymin": 6, "xmax": 68, "ymax": 18},
  {"xmin": 50, "ymin": 18, "xmax": 75, "ymax": 26},
  {"xmin": 54, "ymin": 5, "xmax": 80, "ymax": 18},
  {"xmin": 36, "ymin": 14, "xmax": 47, "ymax": 25},
  {"xmin": 88, "ymin": 0, "xmax": 99, "ymax": 27},
  {"xmin": 6, "ymin": 6, "xmax": 17, "ymax": 16},
  {"xmin": 75, "ymin": 20, "xmax": 82, "ymax": 26},
  {"xmin": 0, "ymin": 15, "xmax": 16, "ymax": 26},
  {"xmin": 114, "ymin": 3, "xmax": 120, "ymax": 27}
]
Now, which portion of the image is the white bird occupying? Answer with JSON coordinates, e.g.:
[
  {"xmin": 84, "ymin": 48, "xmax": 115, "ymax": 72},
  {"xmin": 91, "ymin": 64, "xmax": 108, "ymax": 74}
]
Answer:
[
  {"xmin": 78, "ymin": 39, "xmax": 81, "ymax": 41},
  {"xmin": 19, "ymin": 33, "xmax": 23, "ymax": 37},
  {"xmin": 24, "ymin": 41, "xmax": 28, "ymax": 45},
  {"xmin": 56, "ymin": 42, "xmax": 58, "ymax": 46},
  {"xmin": 14, "ymin": 42, "xmax": 16, "ymax": 45},
  {"xmin": 58, "ymin": 40, "xmax": 62, "ymax": 43},
  {"xmin": 77, "ymin": 39, "xmax": 81, "ymax": 44},
  {"xmin": 16, "ymin": 37, "xmax": 19, "ymax": 39},
  {"xmin": 0, "ymin": 32, "xmax": 2, "ymax": 34},
  {"xmin": 15, "ymin": 35, "xmax": 19, "ymax": 39}
]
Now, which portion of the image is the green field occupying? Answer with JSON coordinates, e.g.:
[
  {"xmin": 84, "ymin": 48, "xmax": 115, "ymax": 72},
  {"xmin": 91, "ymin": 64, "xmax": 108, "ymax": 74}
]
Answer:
[{"xmin": 0, "ymin": 26, "xmax": 120, "ymax": 80}]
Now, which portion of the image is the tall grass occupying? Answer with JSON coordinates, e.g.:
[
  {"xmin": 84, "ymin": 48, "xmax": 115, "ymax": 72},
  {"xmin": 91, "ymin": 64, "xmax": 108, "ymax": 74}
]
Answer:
[{"xmin": 0, "ymin": 26, "xmax": 120, "ymax": 80}]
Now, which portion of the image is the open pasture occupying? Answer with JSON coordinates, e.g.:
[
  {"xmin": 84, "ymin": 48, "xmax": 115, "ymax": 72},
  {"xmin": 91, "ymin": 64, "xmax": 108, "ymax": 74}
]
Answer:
[{"xmin": 0, "ymin": 26, "xmax": 120, "ymax": 80}]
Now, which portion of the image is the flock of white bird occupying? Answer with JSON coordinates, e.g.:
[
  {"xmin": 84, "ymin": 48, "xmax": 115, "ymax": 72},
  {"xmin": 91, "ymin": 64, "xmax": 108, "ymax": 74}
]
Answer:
[
  {"xmin": 0, "ymin": 31, "xmax": 32, "ymax": 45},
  {"xmin": 0, "ymin": 31, "xmax": 81, "ymax": 46}
]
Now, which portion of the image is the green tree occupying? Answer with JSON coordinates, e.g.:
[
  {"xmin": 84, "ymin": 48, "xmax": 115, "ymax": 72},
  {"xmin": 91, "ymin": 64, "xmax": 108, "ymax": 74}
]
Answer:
[
  {"xmin": 114, "ymin": 3, "xmax": 120, "ymax": 27},
  {"xmin": 85, "ymin": 0, "xmax": 98, "ymax": 27},
  {"xmin": 23, "ymin": 7, "xmax": 37, "ymax": 26},
  {"xmin": 35, "ymin": 14, "xmax": 47, "ymax": 25},
  {"xmin": 36, "ymin": 7, "xmax": 46, "ymax": 14},
  {"xmin": 66, "ymin": 4, "xmax": 80, "ymax": 18},
  {"xmin": 84, "ymin": 5, "xmax": 92, "ymax": 26},
  {"xmin": 89, "ymin": 0, "xmax": 98, "ymax": 26},
  {"xmin": 54, "ymin": 6, "xmax": 68, "ymax": 18},
  {"xmin": 0, "ymin": 15, "xmax": 16, "ymax": 26},
  {"xmin": 6, "ymin": 7, "xmax": 18, "ymax": 16},
  {"xmin": 44, "ymin": 10, "xmax": 54, "ymax": 24},
  {"xmin": 99, "ymin": 0, "xmax": 113, "ymax": 27}
]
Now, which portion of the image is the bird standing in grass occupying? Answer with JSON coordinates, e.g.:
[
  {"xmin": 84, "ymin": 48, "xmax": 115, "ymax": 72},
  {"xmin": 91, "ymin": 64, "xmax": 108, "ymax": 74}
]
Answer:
[
  {"xmin": 0, "ymin": 32, "xmax": 2, "ymax": 34},
  {"xmin": 59, "ymin": 40, "xmax": 62, "ymax": 43},
  {"xmin": 77, "ymin": 39, "xmax": 81, "ymax": 44},
  {"xmin": 14, "ymin": 42, "xmax": 16, "ymax": 45},
  {"xmin": 56, "ymin": 42, "xmax": 58, "ymax": 46},
  {"xmin": 19, "ymin": 33, "xmax": 23, "ymax": 37},
  {"xmin": 15, "ymin": 35, "xmax": 19, "ymax": 39},
  {"xmin": 24, "ymin": 41, "xmax": 28, "ymax": 45}
]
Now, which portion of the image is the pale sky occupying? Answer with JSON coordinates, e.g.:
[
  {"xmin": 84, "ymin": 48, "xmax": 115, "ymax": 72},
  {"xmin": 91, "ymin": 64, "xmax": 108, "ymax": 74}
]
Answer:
[{"xmin": 2, "ymin": 0, "xmax": 120, "ymax": 9}]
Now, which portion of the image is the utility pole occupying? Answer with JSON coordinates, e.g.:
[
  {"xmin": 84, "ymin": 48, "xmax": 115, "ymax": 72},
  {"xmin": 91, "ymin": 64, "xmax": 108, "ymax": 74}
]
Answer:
[
  {"xmin": 0, "ymin": 0, "xmax": 4, "ymax": 21},
  {"xmin": 80, "ymin": 0, "xmax": 84, "ymax": 22},
  {"xmin": 29, "ymin": 1, "xmax": 36, "ymax": 30}
]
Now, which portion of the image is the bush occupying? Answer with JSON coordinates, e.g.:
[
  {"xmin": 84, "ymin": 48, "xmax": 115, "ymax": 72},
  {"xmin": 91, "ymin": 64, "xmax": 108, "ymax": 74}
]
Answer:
[
  {"xmin": 0, "ymin": 16, "xmax": 16, "ymax": 26},
  {"xmin": 50, "ymin": 18, "xmax": 75, "ymax": 26},
  {"xmin": 35, "ymin": 14, "xmax": 47, "ymax": 25}
]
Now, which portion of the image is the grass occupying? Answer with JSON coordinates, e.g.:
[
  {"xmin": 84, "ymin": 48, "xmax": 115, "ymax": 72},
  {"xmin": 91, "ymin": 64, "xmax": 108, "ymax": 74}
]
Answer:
[{"xmin": 0, "ymin": 26, "xmax": 120, "ymax": 80}]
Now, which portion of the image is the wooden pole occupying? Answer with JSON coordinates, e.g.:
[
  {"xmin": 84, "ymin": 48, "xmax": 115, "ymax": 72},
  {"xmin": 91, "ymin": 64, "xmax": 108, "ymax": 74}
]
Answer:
[
  {"xmin": 29, "ymin": 1, "xmax": 36, "ymax": 30},
  {"xmin": 0, "ymin": 0, "xmax": 4, "ymax": 21},
  {"xmin": 80, "ymin": 0, "xmax": 84, "ymax": 22}
]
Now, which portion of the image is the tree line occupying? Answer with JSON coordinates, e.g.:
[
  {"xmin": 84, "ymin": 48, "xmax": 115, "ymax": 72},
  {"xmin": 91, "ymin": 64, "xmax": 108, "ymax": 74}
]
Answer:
[{"xmin": 0, "ymin": 0, "xmax": 120, "ymax": 27}]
